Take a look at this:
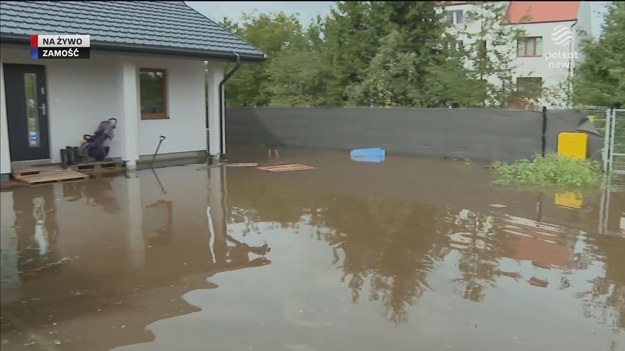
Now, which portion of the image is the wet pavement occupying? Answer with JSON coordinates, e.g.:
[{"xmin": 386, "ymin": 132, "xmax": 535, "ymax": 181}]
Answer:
[{"xmin": 1, "ymin": 146, "xmax": 625, "ymax": 351}]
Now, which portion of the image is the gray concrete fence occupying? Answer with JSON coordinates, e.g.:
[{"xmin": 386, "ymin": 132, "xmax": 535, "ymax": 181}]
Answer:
[{"xmin": 225, "ymin": 107, "xmax": 602, "ymax": 162}]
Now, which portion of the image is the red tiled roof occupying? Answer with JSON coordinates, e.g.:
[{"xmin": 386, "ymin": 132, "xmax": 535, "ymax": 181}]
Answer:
[
  {"xmin": 506, "ymin": 1, "xmax": 580, "ymax": 24},
  {"xmin": 513, "ymin": 235, "xmax": 569, "ymax": 269},
  {"xmin": 436, "ymin": 1, "xmax": 468, "ymax": 5}
]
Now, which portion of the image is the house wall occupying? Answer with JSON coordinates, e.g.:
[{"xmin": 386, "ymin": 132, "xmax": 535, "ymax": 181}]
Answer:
[
  {"xmin": 514, "ymin": 21, "xmax": 577, "ymax": 90},
  {"xmin": 0, "ymin": 59, "xmax": 10, "ymax": 177},
  {"xmin": 575, "ymin": 1, "xmax": 592, "ymax": 60},
  {"xmin": 0, "ymin": 44, "xmax": 209, "ymax": 166}
]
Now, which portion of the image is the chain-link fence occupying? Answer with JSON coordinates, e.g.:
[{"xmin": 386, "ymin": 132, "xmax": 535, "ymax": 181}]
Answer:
[{"xmin": 610, "ymin": 109, "xmax": 625, "ymax": 174}]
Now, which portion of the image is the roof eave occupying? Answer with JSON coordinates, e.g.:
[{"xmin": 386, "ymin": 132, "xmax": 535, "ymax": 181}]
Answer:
[
  {"xmin": 505, "ymin": 18, "xmax": 578, "ymax": 25},
  {"xmin": 0, "ymin": 34, "xmax": 267, "ymax": 63}
]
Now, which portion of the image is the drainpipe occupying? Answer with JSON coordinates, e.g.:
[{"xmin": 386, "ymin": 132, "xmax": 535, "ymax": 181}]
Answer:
[{"xmin": 218, "ymin": 52, "xmax": 241, "ymax": 162}]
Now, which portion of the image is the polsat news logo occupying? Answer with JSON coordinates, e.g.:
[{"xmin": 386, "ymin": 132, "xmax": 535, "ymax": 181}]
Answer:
[{"xmin": 30, "ymin": 35, "xmax": 90, "ymax": 59}]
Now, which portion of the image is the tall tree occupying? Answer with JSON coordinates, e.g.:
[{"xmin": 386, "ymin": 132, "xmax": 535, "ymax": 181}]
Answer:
[
  {"xmin": 459, "ymin": 1, "xmax": 526, "ymax": 107},
  {"xmin": 266, "ymin": 42, "xmax": 328, "ymax": 106},
  {"xmin": 320, "ymin": 1, "xmax": 382, "ymax": 105},
  {"xmin": 346, "ymin": 30, "xmax": 420, "ymax": 106},
  {"xmin": 345, "ymin": 1, "xmax": 474, "ymax": 107},
  {"xmin": 574, "ymin": 1, "xmax": 625, "ymax": 108},
  {"xmin": 219, "ymin": 12, "xmax": 307, "ymax": 106}
]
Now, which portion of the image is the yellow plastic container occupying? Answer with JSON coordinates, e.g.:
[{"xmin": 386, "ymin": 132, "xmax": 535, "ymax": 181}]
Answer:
[
  {"xmin": 557, "ymin": 131, "xmax": 588, "ymax": 159},
  {"xmin": 554, "ymin": 192, "xmax": 583, "ymax": 209}
]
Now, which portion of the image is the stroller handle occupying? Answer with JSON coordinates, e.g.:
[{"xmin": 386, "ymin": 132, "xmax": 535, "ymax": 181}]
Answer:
[{"xmin": 108, "ymin": 118, "xmax": 118, "ymax": 127}]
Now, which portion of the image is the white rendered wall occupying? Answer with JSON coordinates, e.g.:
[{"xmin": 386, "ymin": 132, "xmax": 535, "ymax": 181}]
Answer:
[
  {"xmin": 0, "ymin": 44, "xmax": 221, "ymax": 165},
  {"xmin": 0, "ymin": 58, "xmax": 11, "ymax": 175}
]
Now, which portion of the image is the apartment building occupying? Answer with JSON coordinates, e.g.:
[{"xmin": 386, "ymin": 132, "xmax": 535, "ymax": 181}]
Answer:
[{"xmin": 443, "ymin": 1, "xmax": 592, "ymax": 109}]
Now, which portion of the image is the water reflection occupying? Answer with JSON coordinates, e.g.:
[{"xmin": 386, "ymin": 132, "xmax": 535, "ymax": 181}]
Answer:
[
  {"xmin": 0, "ymin": 166, "xmax": 272, "ymax": 350},
  {"xmin": 1, "ymin": 156, "xmax": 624, "ymax": 350},
  {"xmin": 318, "ymin": 197, "xmax": 442, "ymax": 324},
  {"xmin": 63, "ymin": 177, "xmax": 120, "ymax": 214},
  {"xmin": 143, "ymin": 200, "xmax": 173, "ymax": 246},
  {"xmin": 226, "ymin": 173, "xmax": 625, "ymax": 330},
  {"xmin": 12, "ymin": 185, "xmax": 62, "ymax": 280}
]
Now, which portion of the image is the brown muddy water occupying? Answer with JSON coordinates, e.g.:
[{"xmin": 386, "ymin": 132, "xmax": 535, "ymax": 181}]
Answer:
[{"xmin": 1, "ymin": 146, "xmax": 624, "ymax": 351}]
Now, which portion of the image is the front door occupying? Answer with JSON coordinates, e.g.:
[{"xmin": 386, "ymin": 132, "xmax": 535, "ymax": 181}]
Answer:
[{"xmin": 3, "ymin": 64, "xmax": 50, "ymax": 161}]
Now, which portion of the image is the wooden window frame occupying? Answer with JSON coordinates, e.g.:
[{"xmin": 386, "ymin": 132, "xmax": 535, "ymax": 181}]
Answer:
[
  {"xmin": 140, "ymin": 68, "xmax": 169, "ymax": 120},
  {"xmin": 454, "ymin": 10, "xmax": 463, "ymax": 24},
  {"xmin": 517, "ymin": 37, "xmax": 542, "ymax": 57},
  {"xmin": 445, "ymin": 10, "xmax": 464, "ymax": 25}
]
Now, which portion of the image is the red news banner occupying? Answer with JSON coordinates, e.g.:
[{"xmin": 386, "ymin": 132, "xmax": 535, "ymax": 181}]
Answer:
[{"xmin": 30, "ymin": 35, "xmax": 90, "ymax": 59}]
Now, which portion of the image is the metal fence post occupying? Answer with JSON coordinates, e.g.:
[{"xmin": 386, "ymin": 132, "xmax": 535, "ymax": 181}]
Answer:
[
  {"xmin": 609, "ymin": 107, "xmax": 617, "ymax": 173},
  {"xmin": 603, "ymin": 108, "xmax": 612, "ymax": 172},
  {"xmin": 541, "ymin": 106, "xmax": 547, "ymax": 157}
]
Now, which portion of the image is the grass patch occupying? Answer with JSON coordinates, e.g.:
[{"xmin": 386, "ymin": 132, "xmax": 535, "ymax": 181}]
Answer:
[{"xmin": 492, "ymin": 154, "xmax": 604, "ymax": 188}]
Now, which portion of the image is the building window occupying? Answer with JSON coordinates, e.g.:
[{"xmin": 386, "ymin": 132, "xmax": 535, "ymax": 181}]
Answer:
[
  {"xmin": 448, "ymin": 40, "xmax": 464, "ymax": 51},
  {"xmin": 140, "ymin": 68, "xmax": 168, "ymax": 120},
  {"xmin": 516, "ymin": 77, "xmax": 542, "ymax": 98},
  {"xmin": 445, "ymin": 10, "xmax": 464, "ymax": 25},
  {"xmin": 517, "ymin": 37, "xmax": 543, "ymax": 57}
]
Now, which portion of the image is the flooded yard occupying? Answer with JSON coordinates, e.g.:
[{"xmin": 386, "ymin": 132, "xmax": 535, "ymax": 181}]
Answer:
[{"xmin": 1, "ymin": 147, "xmax": 624, "ymax": 351}]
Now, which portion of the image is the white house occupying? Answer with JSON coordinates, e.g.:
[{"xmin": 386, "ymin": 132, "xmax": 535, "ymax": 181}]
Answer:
[
  {"xmin": 442, "ymin": 1, "xmax": 592, "ymax": 109},
  {"xmin": 0, "ymin": 1, "xmax": 266, "ymax": 180}
]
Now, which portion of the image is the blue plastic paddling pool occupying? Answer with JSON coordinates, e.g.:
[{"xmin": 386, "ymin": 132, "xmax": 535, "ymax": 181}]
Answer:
[{"xmin": 350, "ymin": 148, "xmax": 386, "ymax": 163}]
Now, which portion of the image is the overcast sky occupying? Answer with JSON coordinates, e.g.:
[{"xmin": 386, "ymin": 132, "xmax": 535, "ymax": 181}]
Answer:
[{"xmin": 186, "ymin": 1, "xmax": 610, "ymax": 39}]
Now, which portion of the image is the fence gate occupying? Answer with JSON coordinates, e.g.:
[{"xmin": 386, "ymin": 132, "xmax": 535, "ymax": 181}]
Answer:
[
  {"xmin": 597, "ymin": 108, "xmax": 624, "ymax": 235},
  {"xmin": 604, "ymin": 108, "xmax": 625, "ymax": 174}
]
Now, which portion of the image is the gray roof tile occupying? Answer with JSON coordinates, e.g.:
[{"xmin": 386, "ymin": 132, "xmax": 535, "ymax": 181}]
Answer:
[{"xmin": 0, "ymin": 1, "xmax": 266, "ymax": 61}]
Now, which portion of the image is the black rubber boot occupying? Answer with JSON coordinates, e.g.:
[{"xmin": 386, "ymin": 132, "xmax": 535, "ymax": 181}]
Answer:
[
  {"xmin": 66, "ymin": 146, "xmax": 75, "ymax": 165},
  {"xmin": 60, "ymin": 149, "xmax": 68, "ymax": 169},
  {"xmin": 72, "ymin": 147, "xmax": 81, "ymax": 164}
]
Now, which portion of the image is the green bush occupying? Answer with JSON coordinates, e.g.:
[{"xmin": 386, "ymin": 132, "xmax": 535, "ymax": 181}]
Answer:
[{"xmin": 492, "ymin": 154, "xmax": 603, "ymax": 188}]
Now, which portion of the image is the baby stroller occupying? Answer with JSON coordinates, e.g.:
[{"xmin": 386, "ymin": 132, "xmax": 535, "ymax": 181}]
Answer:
[
  {"xmin": 61, "ymin": 118, "xmax": 117, "ymax": 168},
  {"xmin": 80, "ymin": 118, "xmax": 117, "ymax": 162}
]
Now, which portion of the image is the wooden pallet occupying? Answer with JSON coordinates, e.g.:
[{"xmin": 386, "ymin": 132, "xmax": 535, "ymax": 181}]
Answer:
[
  {"xmin": 257, "ymin": 163, "xmax": 316, "ymax": 173},
  {"xmin": 12, "ymin": 165, "xmax": 62, "ymax": 177},
  {"xmin": 15, "ymin": 170, "xmax": 89, "ymax": 185},
  {"xmin": 72, "ymin": 160, "xmax": 125, "ymax": 173},
  {"xmin": 0, "ymin": 180, "xmax": 29, "ymax": 190}
]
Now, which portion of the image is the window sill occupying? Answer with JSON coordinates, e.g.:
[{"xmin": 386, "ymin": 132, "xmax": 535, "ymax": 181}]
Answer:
[{"xmin": 141, "ymin": 114, "xmax": 170, "ymax": 120}]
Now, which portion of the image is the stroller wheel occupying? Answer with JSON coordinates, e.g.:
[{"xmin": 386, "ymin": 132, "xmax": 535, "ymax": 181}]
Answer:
[
  {"xmin": 66, "ymin": 146, "xmax": 75, "ymax": 165},
  {"xmin": 60, "ymin": 149, "xmax": 68, "ymax": 169}
]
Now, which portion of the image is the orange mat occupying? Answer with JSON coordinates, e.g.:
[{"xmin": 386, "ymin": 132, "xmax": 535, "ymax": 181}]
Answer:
[
  {"xmin": 257, "ymin": 163, "xmax": 316, "ymax": 172},
  {"xmin": 226, "ymin": 163, "xmax": 259, "ymax": 167}
]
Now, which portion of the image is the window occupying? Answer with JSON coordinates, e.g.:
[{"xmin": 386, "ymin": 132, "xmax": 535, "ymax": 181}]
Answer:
[
  {"xmin": 517, "ymin": 37, "xmax": 543, "ymax": 57},
  {"xmin": 448, "ymin": 40, "xmax": 464, "ymax": 51},
  {"xmin": 445, "ymin": 10, "xmax": 464, "ymax": 25},
  {"xmin": 516, "ymin": 77, "xmax": 542, "ymax": 98},
  {"xmin": 24, "ymin": 73, "xmax": 40, "ymax": 147},
  {"xmin": 140, "ymin": 68, "xmax": 168, "ymax": 120}
]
